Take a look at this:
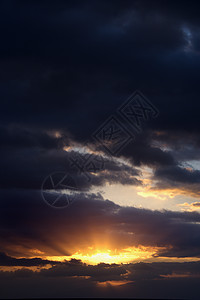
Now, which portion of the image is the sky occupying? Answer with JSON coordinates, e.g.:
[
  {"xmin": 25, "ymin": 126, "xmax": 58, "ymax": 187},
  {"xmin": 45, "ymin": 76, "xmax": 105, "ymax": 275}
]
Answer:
[{"xmin": 1, "ymin": 0, "xmax": 200, "ymax": 299}]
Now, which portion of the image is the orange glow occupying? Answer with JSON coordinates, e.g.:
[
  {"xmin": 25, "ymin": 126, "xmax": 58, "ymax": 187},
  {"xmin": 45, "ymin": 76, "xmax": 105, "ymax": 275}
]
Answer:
[
  {"xmin": 46, "ymin": 246, "xmax": 158, "ymax": 265},
  {"xmin": 97, "ymin": 280, "xmax": 133, "ymax": 287},
  {"xmin": 137, "ymin": 188, "xmax": 178, "ymax": 200},
  {"xmin": 137, "ymin": 183, "xmax": 200, "ymax": 200}
]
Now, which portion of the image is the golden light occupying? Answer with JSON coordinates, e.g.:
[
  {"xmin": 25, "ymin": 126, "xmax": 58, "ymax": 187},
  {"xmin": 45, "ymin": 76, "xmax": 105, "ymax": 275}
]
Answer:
[
  {"xmin": 46, "ymin": 246, "xmax": 158, "ymax": 265},
  {"xmin": 137, "ymin": 187, "xmax": 180, "ymax": 200},
  {"xmin": 97, "ymin": 280, "xmax": 133, "ymax": 287}
]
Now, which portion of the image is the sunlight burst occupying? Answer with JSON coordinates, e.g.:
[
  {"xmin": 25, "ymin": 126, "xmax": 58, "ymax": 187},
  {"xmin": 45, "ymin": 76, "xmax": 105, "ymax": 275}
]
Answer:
[{"xmin": 46, "ymin": 246, "xmax": 158, "ymax": 265}]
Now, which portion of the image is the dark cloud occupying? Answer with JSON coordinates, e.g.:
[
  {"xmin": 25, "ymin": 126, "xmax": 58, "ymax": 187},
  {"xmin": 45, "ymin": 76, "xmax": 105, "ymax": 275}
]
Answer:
[
  {"xmin": 120, "ymin": 131, "xmax": 176, "ymax": 167},
  {"xmin": 0, "ymin": 0, "xmax": 199, "ymax": 174},
  {"xmin": 0, "ymin": 252, "xmax": 59, "ymax": 267},
  {"xmin": 152, "ymin": 130, "xmax": 200, "ymax": 161},
  {"xmin": 192, "ymin": 202, "xmax": 200, "ymax": 207},
  {"xmin": 0, "ymin": 139, "xmax": 141, "ymax": 190},
  {"xmin": 1, "ymin": 259, "xmax": 200, "ymax": 298},
  {"xmin": 0, "ymin": 125, "xmax": 69, "ymax": 149},
  {"xmin": 151, "ymin": 165, "xmax": 200, "ymax": 198},
  {"xmin": 40, "ymin": 260, "xmax": 127, "ymax": 282},
  {"xmin": 0, "ymin": 0, "xmax": 199, "ymax": 138},
  {"xmin": 154, "ymin": 165, "xmax": 200, "ymax": 184}
]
